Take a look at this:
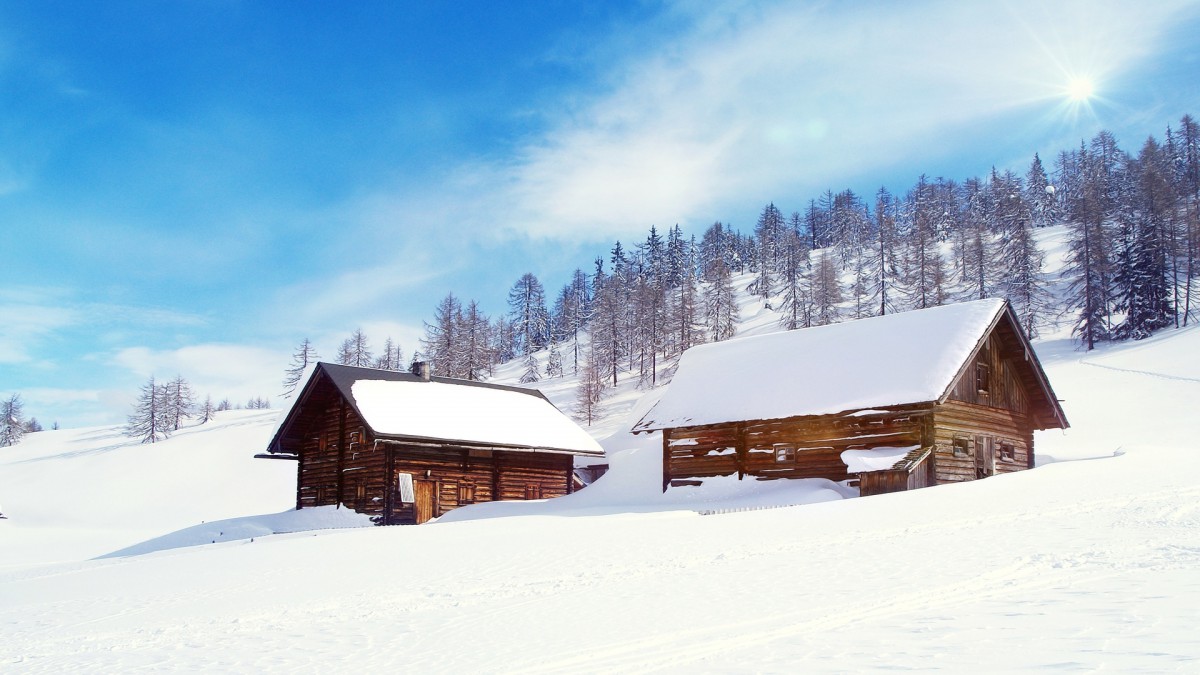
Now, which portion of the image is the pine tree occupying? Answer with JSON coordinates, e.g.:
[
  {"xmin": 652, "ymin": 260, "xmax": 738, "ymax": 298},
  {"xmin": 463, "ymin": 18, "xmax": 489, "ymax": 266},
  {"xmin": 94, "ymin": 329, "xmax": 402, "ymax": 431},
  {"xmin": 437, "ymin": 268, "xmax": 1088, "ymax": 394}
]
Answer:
[
  {"xmin": 703, "ymin": 259, "xmax": 738, "ymax": 342},
  {"xmin": 198, "ymin": 395, "xmax": 216, "ymax": 424},
  {"xmin": 459, "ymin": 300, "xmax": 492, "ymax": 380},
  {"xmin": 374, "ymin": 337, "xmax": 404, "ymax": 371},
  {"xmin": 126, "ymin": 377, "xmax": 169, "ymax": 443},
  {"xmin": 1025, "ymin": 152, "xmax": 1056, "ymax": 227},
  {"xmin": 164, "ymin": 375, "xmax": 195, "ymax": 431},
  {"xmin": 777, "ymin": 229, "xmax": 812, "ymax": 330},
  {"xmin": 24, "ymin": 417, "xmax": 42, "ymax": 433},
  {"xmin": 573, "ymin": 344, "xmax": 606, "ymax": 426},
  {"xmin": 545, "ymin": 341, "xmax": 564, "ymax": 378},
  {"xmin": 283, "ymin": 338, "xmax": 319, "ymax": 397},
  {"xmin": 1114, "ymin": 137, "xmax": 1175, "ymax": 339},
  {"xmin": 905, "ymin": 174, "xmax": 949, "ymax": 309},
  {"xmin": 337, "ymin": 329, "xmax": 373, "ymax": 368},
  {"xmin": 753, "ymin": 203, "xmax": 785, "ymax": 299},
  {"xmin": 1, "ymin": 394, "xmax": 25, "ymax": 447},
  {"xmin": 519, "ymin": 351, "xmax": 540, "ymax": 383},
  {"xmin": 508, "ymin": 273, "xmax": 550, "ymax": 355},
  {"xmin": 422, "ymin": 294, "xmax": 463, "ymax": 377},
  {"xmin": 811, "ymin": 251, "xmax": 842, "ymax": 325}
]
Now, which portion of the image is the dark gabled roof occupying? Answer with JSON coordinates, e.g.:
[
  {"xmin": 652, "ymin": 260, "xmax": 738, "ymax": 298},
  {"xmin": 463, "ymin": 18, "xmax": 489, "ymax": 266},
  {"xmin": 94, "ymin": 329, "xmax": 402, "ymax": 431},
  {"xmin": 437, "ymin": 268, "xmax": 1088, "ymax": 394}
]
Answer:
[{"xmin": 266, "ymin": 363, "xmax": 604, "ymax": 457}]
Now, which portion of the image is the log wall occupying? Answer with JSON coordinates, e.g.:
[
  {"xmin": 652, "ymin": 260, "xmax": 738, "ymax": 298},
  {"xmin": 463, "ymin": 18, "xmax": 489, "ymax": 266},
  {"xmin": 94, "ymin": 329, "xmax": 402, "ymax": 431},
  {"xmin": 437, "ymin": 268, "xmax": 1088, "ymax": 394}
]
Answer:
[
  {"xmin": 664, "ymin": 409, "xmax": 929, "ymax": 487},
  {"xmin": 930, "ymin": 399, "xmax": 1033, "ymax": 484}
]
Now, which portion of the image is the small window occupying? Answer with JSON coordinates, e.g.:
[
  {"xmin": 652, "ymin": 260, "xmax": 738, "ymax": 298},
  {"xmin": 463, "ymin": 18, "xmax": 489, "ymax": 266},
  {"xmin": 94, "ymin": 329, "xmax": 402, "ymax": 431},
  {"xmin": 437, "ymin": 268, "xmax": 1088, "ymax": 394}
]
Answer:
[
  {"xmin": 355, "ymin": 483, "xmax": 366, "ymax": 501},
  {"xmin": 775, "ymin": 445, "xmax": 796, "ymax": 463},
  {"xmin": 976, "ymin": 363, "xmax": 991, "ymax": 394},
  {"xmin": 952, "ymin": 437, "xmax": 971, "ymax": 458},
  {"xmin": 459, "ymin": 483, "xmax": 476, "ymax": 504},
  {"xmin": 524, "ymin": 484, "xmax": 542, "ymax": 500},
  {"xmin": 998, "ymin": 441, "xmax": 1016, "ymax": 463}
]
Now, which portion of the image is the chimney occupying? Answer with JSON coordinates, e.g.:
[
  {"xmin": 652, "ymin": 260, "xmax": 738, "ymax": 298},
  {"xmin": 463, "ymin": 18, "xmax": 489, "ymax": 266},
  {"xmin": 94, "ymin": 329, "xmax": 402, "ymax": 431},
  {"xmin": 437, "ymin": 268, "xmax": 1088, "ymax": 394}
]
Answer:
[{"xmin": 411, "ymin": 361, "xmax": 431, "ymax": 381}]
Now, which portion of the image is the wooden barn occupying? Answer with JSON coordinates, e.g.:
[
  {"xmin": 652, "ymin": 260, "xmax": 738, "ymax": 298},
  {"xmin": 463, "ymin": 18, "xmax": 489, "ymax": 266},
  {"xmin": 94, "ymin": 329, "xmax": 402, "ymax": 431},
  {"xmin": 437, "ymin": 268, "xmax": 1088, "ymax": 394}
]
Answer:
[
  {"xmin": 261, "ymin": 362, "xmax": 604, "ymax": 524},
  {"xmin": 631, "ymin": 298, "xmax": 1068, "ymax": 496}
]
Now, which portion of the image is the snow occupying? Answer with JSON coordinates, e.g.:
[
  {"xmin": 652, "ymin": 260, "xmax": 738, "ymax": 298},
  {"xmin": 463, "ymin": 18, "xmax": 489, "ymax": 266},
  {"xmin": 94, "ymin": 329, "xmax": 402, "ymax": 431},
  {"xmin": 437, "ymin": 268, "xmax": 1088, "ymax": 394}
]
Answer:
[
  {"xmin": 633, "ymin": 298, "xmax": 1007, "ymax": 431},
  {"xmin": 350, "ymin": 378, "xmax": 603, "ymax": 455},
  {"xmin": 3, "ymin": 288, "xmax": 1200, "ymax": 670},
  {"xmin": 840, "ymin": 445, "xmax": 918, "ymax": 472}
]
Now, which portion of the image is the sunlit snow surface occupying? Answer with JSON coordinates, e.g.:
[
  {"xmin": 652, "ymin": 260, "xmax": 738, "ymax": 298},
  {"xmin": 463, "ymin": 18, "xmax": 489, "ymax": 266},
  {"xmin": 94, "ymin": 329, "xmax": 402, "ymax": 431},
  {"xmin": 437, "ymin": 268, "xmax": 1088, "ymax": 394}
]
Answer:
[
  {"xmin": 351, "ymin": 378, "xmax": 602, "ymax": 454},
  {"xmin": 634, "ymin": 298, "xmax": 1005, "ymax": 430},
  {"xmin": 3, "ymin": 280, "xmax": 1200, "ymax": 670}
]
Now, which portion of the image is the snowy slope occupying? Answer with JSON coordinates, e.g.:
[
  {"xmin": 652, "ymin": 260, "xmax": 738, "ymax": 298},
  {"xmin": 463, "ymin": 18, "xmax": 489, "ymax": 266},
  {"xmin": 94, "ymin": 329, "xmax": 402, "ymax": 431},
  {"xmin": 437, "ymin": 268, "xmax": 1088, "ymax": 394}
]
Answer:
[
  {"xmin": 3, "ymin": 222, "xmax": 1200, "ymax": 671},
  {"xmin": 2, "ymin": 321, "xmax": 1199, "ymax": 671}
]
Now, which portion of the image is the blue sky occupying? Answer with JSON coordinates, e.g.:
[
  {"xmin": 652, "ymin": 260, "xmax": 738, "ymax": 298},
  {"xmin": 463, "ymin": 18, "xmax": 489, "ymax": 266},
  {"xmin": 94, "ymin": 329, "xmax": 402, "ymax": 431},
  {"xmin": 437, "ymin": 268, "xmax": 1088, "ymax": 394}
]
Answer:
[{"xmin": 3, "ymin": 0, "xmax": 1199, "ymax": 428}]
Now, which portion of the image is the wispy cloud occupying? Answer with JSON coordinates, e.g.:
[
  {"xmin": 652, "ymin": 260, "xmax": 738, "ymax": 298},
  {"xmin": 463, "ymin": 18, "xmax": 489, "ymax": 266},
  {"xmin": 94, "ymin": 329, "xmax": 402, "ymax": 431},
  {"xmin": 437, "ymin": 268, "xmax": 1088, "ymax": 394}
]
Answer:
[
  {"xmin": 398, "ymin": 0, "xmax": 1197, "ymax": 243},
  {"xmin": 114, "ymin": 343, "xmax": 286, "ymax": 403}
]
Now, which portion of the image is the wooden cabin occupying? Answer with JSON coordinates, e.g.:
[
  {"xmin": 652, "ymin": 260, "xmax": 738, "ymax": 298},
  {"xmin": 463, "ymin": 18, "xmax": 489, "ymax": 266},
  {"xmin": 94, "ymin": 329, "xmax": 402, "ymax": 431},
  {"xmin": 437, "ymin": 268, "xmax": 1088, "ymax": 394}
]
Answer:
[
  {"xmin": 631, "ymin": 299, "xmax": 1067, "ymax": 496},
  {"xmin": 261, "ymin": 362, "xmax": 604, "ymax": 524}
]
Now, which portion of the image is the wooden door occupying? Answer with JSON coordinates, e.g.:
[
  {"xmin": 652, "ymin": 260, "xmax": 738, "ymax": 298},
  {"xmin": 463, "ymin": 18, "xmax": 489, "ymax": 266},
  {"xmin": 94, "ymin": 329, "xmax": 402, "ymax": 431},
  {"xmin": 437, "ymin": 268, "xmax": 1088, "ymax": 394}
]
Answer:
[
  {"xmin": 975, "ymin": 435, "xmax": 995, "ymax": 479},
  {"xmin": 414, "ymin": 479, "xmax": 438, "ymax": 524}
]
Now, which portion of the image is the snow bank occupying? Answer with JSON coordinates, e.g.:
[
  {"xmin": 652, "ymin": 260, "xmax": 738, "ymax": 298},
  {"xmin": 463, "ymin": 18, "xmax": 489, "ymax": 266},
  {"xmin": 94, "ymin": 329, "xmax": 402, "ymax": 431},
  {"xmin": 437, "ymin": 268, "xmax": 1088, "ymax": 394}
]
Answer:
[
  {"xmin": 100, "ymin": 506, "xmax": 374, "ymax": 558},
  {"xmin": 841, "ymin": 445, "xmax": 918, "ymax": 472}
]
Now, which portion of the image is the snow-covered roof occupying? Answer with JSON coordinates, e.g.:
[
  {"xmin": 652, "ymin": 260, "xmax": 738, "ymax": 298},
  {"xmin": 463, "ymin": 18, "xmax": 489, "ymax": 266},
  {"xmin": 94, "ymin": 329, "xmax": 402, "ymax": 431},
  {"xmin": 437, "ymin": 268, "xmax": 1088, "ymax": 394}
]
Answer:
[
  {"xmin": 280, "ymin": 363, "xmax": 603, "ymax": 456},
  {"xmin": 634, "ymin": 299, "xmax": 1017, "ymax": 432}
]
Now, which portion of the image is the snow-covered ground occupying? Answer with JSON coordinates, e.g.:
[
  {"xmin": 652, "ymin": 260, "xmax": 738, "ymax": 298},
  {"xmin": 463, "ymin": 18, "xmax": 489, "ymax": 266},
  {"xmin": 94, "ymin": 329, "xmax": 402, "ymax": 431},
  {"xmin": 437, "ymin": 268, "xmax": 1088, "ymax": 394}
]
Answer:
[{"xmin": 3, "ymin": 226, "xmax": 1199, "ymax": 671}]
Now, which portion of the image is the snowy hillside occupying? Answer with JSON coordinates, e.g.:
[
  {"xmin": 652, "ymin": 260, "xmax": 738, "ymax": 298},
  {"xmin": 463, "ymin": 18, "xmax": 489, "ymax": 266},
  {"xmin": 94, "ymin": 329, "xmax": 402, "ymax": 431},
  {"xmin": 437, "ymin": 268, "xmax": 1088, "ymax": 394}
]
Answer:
[{"xmin": 3, "ymin": 224, "xmax": 1200, "ymax": 670}]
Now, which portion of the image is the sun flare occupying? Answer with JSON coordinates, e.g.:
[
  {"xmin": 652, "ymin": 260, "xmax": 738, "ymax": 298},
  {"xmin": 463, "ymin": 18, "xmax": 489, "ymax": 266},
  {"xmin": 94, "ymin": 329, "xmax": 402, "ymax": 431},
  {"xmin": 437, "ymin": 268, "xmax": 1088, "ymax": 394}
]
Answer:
[{"xmin": 1066, "ymin": 76, "xmax": 1095, "ymax": 102}]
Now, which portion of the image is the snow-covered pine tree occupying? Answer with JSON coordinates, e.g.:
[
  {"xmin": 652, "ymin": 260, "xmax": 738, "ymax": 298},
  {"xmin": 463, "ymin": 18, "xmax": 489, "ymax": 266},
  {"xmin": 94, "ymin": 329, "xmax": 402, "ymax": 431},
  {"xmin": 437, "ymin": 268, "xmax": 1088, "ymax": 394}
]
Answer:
[
  {"xmin": 1114, "ymin": 136, "xmax": 1175, "ymax": 339},
  {"xmin": 519, "ymin": 350, "xmax": 540, "ymax": 383},
  {"xmin": 777, "ymin": 228, "xmax": 812, "ymax": 330},
  {"xmin": 703, "ymin": 258, "xmax": 738, "ymax": 342},
  {"xmin": 422, "ymin": 294, "xmax": 463, "ymax": 378},
  {"xmin": 995, "ymin": 174, "xmax": 1050, "ymax": 339},
  {"xmin": 283, "ymin": 338, "xmax": 319, "ymax": 397},
  {"xmin": 1025, "ymin": 152, "xmax": 1055, "ymax": 228},
  {"xmin": 545, "ymin": 341, "xmax": 564, "ymax": 378},
  {"xmin": 459, "ymin": 299, "xmax": 492, "ymax": 380},
  {"xmin": 508, "ymin": 273, "xmax": 550, "ymax": 356},
  {"xmin": 753, "ymin": 203, "xmax": 785, "ymax": 300},
  {"xmin": 668, "ymin": 239, "xmax": 704, "ymax": 356},
  {"xmin": 126, "ymin": 376, "xmax": 169, "ymax": 443},
  {"xmin": 811, "ymin": 250, "xmax": 842, "ymax": 326},
  {"xmin": 1174, "ymin": 114, "xmax": 1200, "ymax": 325},
  {"xmin": 1060, "ymin": 137, "xmax": 1120, "ymax": 350},
  {"xmin": 904, "ymin": 174, "xmax": 948, "ymax": 309},
  {"xmin": 871, "ymin": 186, "xmax": 904, "ymax": 315},
  {"xmin": 589, "ymin": 279, "xmax": 625, "ymax": 387},
  {"xmin": 1, "ymin": 394, "xmax": 25, "ymax": 447},
  {"xmin": 24, "ymin": 417, "xmax": 42, "ymax": 433},
  {"xmin": 573, "ymin": 344, "xmax": 606, "ymax": 426}
]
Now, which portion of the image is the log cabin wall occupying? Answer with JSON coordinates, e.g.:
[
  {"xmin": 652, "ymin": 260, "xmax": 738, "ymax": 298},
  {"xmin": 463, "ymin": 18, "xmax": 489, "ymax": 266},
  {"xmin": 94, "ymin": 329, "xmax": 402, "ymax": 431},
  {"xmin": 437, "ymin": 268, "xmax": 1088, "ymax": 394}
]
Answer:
[
  {"xmin": 932, "ymin": 325, "xmax": 1036, "ymax": 483},
  {"xmin": 295, "ymin": 380, "xmax": 373, "ymax": 512},
  {"xmin": 664, "ymin": 409, "xmax": 928, "ymax": 487},
  {"xmin": 384, "ymin": 446, "xmax": 574, "ymax": 525},
  {"xmin": 930, "ymin": 400, "xmax": 1032, "ymax": 484}
]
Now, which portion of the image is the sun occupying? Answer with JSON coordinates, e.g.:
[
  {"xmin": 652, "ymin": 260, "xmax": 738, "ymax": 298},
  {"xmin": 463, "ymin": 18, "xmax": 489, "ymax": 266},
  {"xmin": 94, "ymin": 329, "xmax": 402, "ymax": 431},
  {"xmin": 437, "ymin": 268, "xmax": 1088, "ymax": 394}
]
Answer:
[{"xmin": 1065, "ymin": 76, "xmax": 1095, "ymax": 102}]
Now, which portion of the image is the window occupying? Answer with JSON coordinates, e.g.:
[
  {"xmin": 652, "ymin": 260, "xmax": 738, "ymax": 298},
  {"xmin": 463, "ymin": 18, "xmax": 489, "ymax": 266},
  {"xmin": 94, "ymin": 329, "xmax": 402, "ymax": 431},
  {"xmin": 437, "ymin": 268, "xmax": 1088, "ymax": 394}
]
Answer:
[
  {"xmin": 998, "ymin": 440, "xmax": 1016, "ymax": 463},
  {"xmin": 459, "ymin": 483, "xmax": 476, "ymax": 504},
  {"xmin": 976, "ymin": 363, "xmax": 991, "ymax": 394},
  {"xmin": 775, "ymin": 445, "xmax": 796, "ymax": 463},
  {"xmin": 952, "ymin": 437, "xmax": 971, "ymax": 458},
  {"xmin": 396, "ymin": 472, "xmax": 415, "ymax": 503},
  {"xmin": 524, "ymin": 484, "xmax": 542, "ymax": 500}
]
